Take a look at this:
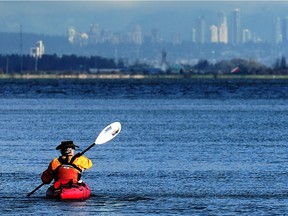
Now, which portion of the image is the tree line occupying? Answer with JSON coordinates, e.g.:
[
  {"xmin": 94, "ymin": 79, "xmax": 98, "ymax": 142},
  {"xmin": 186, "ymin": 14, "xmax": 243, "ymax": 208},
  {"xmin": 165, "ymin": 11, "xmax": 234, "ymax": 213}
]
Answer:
[
  {"xmin": 0, "ymin": 54, "xmax": 125, "ymax": 74},
  {"xmin": 0, "ymin": 54, "xmax": 287, "ymax": 75}
]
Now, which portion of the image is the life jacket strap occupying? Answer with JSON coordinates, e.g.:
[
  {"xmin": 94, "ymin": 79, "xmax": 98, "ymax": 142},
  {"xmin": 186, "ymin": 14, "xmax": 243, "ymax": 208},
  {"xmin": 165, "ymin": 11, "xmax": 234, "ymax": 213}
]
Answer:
[
  {"xmin": 57, "ymin": 156, "xmax": 82, "ymax": 172},
  {"xmin": 53, "ymin": 156, "xmax": 83, "ymax": 183}
]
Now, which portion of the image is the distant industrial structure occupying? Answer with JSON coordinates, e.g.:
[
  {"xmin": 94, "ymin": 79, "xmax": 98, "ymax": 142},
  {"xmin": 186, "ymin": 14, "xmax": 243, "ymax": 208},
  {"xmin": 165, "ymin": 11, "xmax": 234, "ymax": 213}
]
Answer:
[
  {"xmin": 30, "ymin": 40, "xmax": 45, "ymax": 59},
  {"xmin": 30, "ymin": 40, "xmax": 45, "ymax": 71}
]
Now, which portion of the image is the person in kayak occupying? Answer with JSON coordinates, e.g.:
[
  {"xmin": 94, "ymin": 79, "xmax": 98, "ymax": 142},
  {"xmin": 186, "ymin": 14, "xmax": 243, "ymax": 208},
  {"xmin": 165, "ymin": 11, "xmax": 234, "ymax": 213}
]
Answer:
[{"xmin": 41, "ymin": 140, "xmax": 92, "ymax": 187}]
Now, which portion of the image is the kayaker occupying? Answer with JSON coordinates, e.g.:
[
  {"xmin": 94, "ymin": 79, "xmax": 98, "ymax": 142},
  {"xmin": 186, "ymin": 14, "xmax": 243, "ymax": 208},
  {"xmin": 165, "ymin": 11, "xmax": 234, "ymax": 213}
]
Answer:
[{"xmin": 41, "ymin": 140, "xmax": 92, "ymax": 187}]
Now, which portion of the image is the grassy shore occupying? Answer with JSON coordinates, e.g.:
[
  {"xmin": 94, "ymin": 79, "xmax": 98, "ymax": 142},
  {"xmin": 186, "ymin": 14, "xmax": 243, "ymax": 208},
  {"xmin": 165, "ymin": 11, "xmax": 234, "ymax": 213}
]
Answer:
[{"xmin": 0, "ymin": 73, "xmax": 288, "ymax": 80}]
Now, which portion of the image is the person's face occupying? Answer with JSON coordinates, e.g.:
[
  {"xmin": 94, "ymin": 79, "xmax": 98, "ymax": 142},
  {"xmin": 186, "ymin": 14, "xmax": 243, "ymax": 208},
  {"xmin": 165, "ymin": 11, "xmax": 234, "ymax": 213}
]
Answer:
[{"xmin": 63, "ymin": 147, "xmax": 75, "ymax": 156}]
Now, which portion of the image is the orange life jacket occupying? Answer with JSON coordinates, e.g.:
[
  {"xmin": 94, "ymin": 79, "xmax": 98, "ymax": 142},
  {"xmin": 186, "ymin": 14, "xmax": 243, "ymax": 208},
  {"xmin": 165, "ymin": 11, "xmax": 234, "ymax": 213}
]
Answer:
[
  {"xmin": 56, "ymin": 165, "xmax": 79, "ymax": 183},
  {"xmin": 41, "ymin": 154, "xmax": 92, "ymax": 185},
  {"xmin": 53, "ymin": 156, "xmax": 82, "ymax": 188}
]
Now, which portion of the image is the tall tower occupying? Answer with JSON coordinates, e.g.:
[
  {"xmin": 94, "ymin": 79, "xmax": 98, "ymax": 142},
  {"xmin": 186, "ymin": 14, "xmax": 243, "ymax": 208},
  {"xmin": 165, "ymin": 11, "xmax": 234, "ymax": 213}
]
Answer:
[
  {"xmin": 242, "ymin": 29, "xmax": 253, "ymax": 43},
  {"xmin": 89, "ymin": 23, "xmax": 101, "ymax": 44},
  {"xmin": 161, "ymin": 49, "xmax": 168, "ymax": 72},
  {"xmin": 191, "ymin": 28, "xmax": 196, "ymax": 43},
  {"xmin": 218, "ymin": 13, "xmax": 228, "ymax": 44},
  {"xmin": 132, "ymin": 25, "xmax": 143, "ymax": 45},
  {"xmin": 196, "ymin": 16, "xmax": 206, "ymax": 44},
  {"xmin": 68, "ymin": 27, "xmax": 77, "ymax": 44},
  {"xmin": 161, "ymin": 49, "xmax": 167, "ymax": 65},
  {"xmin": 210, "ymin": 25, "xmax": 218, "ymax": 43},
  {"xmin": 232, "ymin": 8, "xmax": 241, "ymax": 45},
  {"xmin": 20, "ymin": 24, "xmax": 23, "ymax": 72}
]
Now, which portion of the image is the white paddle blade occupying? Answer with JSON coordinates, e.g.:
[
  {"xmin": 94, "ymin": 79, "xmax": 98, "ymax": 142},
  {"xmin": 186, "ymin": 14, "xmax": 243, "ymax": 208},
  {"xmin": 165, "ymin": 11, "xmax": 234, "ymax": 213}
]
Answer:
[{"xmin": 95, "ymin": 122, "xmax": 121, "ymax": 145}]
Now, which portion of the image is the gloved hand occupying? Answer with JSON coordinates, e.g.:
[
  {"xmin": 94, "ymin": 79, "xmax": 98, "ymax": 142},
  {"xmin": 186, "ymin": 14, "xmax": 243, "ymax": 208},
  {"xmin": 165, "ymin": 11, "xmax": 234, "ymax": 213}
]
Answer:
[{"xmin": 41, "ymin": 170, "xmax": 53, "ymax": 184}]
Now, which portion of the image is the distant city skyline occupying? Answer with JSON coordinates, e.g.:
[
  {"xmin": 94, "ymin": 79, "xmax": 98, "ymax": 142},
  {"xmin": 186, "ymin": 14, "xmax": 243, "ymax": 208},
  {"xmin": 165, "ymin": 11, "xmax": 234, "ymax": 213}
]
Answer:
[
  {"xmin": 0, "ymin": 1, "xmax": 288, "ymax": 44},
  {"xmin": 65, "ymin": 5, "xmax": 288, "ymax": 46}
]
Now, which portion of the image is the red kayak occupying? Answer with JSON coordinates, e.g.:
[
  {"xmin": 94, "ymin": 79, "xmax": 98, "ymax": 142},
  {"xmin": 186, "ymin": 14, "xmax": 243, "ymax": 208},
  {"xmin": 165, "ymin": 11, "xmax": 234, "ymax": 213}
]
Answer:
[{"xmin": 46, "ymin": 182, "xmax": 91, "ymax": 200}]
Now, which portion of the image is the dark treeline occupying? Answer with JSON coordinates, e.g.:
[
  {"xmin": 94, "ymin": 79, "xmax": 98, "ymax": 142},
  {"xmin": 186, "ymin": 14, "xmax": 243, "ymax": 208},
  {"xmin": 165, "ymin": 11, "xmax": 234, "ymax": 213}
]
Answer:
[
  {"xmin": 0, "ymin": 54, "xmax": 287, "ymax": 75},
  {"xmin": 0, "ymin": 54, "xmax": 125, "ymax": 73}
]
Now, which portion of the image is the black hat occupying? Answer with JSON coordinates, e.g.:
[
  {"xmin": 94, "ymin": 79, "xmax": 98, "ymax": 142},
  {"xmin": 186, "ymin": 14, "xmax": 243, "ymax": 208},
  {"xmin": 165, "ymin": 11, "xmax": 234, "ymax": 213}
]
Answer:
[{"xmin": 56, "ymin": 140, "xmax": 79, "ymax": 150}]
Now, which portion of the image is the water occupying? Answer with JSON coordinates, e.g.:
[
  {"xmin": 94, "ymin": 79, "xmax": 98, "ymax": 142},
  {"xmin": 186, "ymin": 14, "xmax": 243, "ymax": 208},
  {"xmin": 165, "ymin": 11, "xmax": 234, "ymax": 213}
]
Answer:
[{"xmin": 0, "ymin": 78, "xmax": 288, "ymax": 215}]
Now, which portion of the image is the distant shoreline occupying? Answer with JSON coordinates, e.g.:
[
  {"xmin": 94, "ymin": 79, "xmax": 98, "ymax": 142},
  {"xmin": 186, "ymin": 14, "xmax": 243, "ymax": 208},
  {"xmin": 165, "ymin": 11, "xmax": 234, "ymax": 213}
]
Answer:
[{"xmin": 0, "ymin": 73, "xmax": 288, "ymax": 80}]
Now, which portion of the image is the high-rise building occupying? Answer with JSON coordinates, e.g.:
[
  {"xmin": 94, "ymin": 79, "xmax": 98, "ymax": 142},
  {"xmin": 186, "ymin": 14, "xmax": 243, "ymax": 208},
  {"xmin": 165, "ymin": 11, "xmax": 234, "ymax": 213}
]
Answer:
[
  {"xmin": 231, "ymin": 8, "xmax": 241, "ymax": 44},
  {"xmin": 132, "ymin": 25, "xmax": 143, "ymax": 45},
  {"xmin": 218, "ymin": 13, "xmax": 228, "ymax": 44},
  {"xmin": 196, "ymin": 16, "xmax": 206, "ymax": 44},
  {"xmin": 274, "ymin": 17, "xmax": 282, "ymax": 44},
  {"xmin": 242, "ymin": 29, "xmax": 253, "ymax": 43},
  {"xmin": 89, "ymin": 23, "xmax": 101, "ymax": 44},
  {"xmin": 191, "ymin": 28, "xmax": 196, "ymax": 43},
  {"xmin": 68, "ymin": 27, "xmax": 77, "ymax": 44},
  {"xmin": 210, "ymin": 25, "xmax": 218, "ymax": 43}
]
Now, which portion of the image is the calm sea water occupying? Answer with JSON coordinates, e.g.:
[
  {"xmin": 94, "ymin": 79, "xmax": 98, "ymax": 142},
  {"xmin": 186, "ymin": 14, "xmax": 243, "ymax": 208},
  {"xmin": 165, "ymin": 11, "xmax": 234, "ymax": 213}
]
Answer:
[{"xmin": 0, "ymin": 78, "xmax": 288, "ymax": 215}]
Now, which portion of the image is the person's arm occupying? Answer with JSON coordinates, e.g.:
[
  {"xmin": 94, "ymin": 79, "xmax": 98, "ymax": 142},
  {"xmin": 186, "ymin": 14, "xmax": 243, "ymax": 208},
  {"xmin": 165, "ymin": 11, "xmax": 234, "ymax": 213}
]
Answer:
[
  {"xmin": 41, "ymin": 164, "xmax": 54, "ymax": 184},
  {"xmin": 74, "ymin": 155, "xmax": 93, "ymax": 171}
]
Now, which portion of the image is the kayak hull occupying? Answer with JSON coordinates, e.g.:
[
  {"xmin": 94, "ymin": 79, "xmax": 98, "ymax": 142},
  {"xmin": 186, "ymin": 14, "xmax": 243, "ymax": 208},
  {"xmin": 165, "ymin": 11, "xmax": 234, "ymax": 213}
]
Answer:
[{"xmin": 46, "ymin": 182, "xmax": 91, "ymax": 200}]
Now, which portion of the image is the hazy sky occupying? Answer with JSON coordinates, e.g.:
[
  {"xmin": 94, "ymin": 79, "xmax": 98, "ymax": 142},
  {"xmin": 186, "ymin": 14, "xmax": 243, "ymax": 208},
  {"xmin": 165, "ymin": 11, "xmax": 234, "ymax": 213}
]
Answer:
[{"xmin": 1, "ymin": 1, "xmax": 288, "ymax": 41}]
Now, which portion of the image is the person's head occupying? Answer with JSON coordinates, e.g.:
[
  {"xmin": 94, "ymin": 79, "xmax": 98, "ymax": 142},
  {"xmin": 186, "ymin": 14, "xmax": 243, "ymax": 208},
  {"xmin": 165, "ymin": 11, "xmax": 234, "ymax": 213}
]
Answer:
[{"xmin": 56, "ymin": 140, "xmax": 79, "ymax": 156}]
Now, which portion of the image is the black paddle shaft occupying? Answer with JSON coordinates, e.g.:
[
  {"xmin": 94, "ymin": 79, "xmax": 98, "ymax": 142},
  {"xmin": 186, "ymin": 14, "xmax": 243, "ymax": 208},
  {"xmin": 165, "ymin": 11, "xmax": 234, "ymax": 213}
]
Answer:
[
  {"xmin": 27, "ymin": 183, "xmax": 45, "ymax": 197},
  {"xmin": 80, "ymin": 143, "xmax": 96, "ymax": 155}
]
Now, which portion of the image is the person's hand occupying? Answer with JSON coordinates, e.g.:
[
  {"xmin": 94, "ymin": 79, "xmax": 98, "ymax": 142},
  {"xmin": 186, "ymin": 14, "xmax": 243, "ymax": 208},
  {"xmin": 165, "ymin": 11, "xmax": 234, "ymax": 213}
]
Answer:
[{"xmin": 41, "ymin": 177, "xmax": 53, "ymax": 184}]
